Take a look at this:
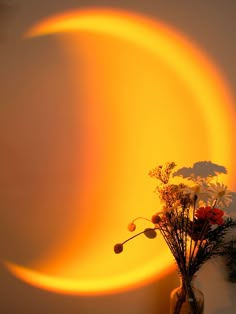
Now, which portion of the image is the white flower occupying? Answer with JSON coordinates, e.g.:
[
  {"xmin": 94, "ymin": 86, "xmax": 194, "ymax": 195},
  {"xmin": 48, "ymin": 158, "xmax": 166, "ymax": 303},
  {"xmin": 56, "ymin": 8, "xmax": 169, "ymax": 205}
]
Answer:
[
  {"xmin": 182, "ymin": 183, "xmax": 209, "ymax": 201},
  {"xmin": 207, "ymin": 182, "xmax": 232, "ymax": 208}
]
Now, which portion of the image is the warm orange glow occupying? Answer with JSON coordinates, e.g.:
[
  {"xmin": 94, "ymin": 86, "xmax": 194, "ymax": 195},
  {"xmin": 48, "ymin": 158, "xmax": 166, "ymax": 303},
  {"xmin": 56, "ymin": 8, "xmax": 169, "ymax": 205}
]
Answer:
[
  {"xmin": 5, "ymin": 254, "xmax": 172, "ymax": 295},
  {"xmin": 5, "ymin": 8, "xmax": 236, "ymax": 295}
]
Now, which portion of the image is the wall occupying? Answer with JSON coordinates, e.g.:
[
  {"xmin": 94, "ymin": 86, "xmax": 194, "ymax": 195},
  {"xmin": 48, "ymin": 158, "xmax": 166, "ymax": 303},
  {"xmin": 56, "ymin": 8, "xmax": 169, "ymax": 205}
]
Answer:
[{"xmin": 0, "ymin": 1, "xmax": 236, "ymax": 313}]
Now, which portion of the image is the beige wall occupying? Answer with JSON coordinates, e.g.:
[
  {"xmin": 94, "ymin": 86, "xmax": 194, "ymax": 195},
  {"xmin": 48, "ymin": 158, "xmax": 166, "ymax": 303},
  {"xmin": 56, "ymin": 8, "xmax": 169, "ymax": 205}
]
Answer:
[{"xmin": 1, "ymin": 1, "xmax": 236, "ymax": 313}]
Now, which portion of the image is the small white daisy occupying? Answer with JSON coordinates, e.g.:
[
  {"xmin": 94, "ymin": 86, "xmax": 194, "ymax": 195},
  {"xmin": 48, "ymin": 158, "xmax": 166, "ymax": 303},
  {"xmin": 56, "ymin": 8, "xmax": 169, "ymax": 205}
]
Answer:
[
  {"xmin": 207, "ymin": 182, "xmax": 232, "ymax": 208},
  {"xmin": 182, "ymin": 182, "xmax": 209, "ymax": 201}
]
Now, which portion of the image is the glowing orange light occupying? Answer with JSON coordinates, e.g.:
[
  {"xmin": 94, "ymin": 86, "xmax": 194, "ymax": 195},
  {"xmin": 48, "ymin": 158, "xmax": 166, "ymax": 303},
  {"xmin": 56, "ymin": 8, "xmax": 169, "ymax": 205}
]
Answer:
[{"xmin": 5, "ymin": 8, "xmax": 236, "ymax": 295}]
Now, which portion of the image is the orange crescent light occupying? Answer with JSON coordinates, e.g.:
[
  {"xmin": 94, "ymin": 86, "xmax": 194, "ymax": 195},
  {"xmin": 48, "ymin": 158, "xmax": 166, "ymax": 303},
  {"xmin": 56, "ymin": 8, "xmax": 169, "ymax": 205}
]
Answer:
[
  {"xmin": 24, "ymin": 8, "xmax": 235, "ymax": 174},
  {"xmin": 5, "ymin": 8, "xmax": 236, "ymax": 295}
]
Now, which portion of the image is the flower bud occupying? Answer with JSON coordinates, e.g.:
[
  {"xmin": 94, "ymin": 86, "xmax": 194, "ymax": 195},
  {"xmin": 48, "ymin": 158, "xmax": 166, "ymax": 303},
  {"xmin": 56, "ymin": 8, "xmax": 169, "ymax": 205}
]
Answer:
[
  {"xmin": 114, "ymin": 243, "xmax": 123, "ymax": 254},
  {"xmin": 128, "ymin": 222, "xmax": 136, "ymax": 232},
  {"xmin": 152, "ymin": 214, "xmax": 161, "ymax": 224}
]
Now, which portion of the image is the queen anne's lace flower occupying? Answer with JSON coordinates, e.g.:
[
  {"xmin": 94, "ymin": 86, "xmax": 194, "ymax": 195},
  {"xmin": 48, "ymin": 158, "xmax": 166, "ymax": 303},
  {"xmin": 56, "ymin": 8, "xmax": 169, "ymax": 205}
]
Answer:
[
  {"xmin": 149, "ymin": 162, "xmax": 176, "ymax": 184},
  {"xmin": 207, "ymin": 182, "xmax": 232, "ymax": 208}
]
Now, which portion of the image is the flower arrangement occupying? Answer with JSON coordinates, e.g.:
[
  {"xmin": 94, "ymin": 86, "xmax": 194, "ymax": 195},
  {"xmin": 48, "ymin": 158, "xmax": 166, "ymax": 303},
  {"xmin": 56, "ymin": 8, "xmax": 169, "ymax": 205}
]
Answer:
[{"xmin": 114, "ymin": 161, "xmax": 236, "ymax": 313}]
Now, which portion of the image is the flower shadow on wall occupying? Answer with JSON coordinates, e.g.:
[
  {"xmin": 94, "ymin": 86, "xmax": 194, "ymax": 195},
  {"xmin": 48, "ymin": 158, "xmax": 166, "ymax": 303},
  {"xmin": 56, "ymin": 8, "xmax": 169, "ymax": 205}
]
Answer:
[
  {"xmin": 173, "ymin": 160, "xmax": 227, "ymax": 179},
  {"xmin": 174, "ymin": 160, "xmax": 236, "ymax": 216},
  {"xmin": 114, "ymin": 161, "xmax": 236, "ymax": 313}
]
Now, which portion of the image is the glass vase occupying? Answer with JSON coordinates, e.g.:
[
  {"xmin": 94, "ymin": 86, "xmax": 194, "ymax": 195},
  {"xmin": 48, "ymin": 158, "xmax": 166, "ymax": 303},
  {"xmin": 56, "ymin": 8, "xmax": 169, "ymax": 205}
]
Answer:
[{"xmin": 170, "ymin": 277, "xmax": 204, "ymax": 314}]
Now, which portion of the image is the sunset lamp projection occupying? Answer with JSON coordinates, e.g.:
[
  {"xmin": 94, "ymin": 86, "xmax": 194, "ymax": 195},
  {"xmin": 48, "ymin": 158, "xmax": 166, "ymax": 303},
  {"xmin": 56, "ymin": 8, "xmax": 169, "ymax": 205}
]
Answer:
[{"xmin": 4, "ymin": 8, "xmax": 236, "ymax": 295}]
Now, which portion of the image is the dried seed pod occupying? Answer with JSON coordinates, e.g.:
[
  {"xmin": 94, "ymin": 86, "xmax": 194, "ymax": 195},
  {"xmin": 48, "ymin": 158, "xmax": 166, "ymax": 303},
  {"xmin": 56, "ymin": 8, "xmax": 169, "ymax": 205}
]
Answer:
[
  {"xmin": 144, "ymin": 228, "xmax": 157, "ymax": 239},
  {"xmin": 114, "ymin": 243, "xmax": 123, "ymax": 254}
]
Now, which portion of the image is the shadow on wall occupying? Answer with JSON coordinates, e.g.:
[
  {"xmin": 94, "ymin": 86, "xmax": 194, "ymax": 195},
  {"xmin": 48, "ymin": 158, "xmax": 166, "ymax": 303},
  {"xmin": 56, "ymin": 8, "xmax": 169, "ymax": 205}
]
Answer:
[
  {"xmin": 173, "ymin": 160, "xmax": 227, "ymax": 179},
  {"xmin": 173, "ymin": 160, "xmax": 236, "ymax": 216},
  {"xmin": 197, "ymin": 259, "xmax": 236, "ymax": 314}
]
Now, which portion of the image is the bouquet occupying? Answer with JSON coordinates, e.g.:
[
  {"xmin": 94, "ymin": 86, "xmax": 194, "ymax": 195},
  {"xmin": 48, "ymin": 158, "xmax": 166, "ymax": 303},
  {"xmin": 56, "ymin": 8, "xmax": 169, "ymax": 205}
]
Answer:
[{"xmin": 114, "ymin": 161, "xmax": 236, "ymax": 313}]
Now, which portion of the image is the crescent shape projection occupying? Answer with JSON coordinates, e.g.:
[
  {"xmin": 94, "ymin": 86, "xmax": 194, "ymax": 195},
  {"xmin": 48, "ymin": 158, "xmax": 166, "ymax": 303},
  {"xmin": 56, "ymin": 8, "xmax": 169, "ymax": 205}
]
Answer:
[{"xmin": 4, "ymin": 8, "xmax": 235, "ymax": 295}]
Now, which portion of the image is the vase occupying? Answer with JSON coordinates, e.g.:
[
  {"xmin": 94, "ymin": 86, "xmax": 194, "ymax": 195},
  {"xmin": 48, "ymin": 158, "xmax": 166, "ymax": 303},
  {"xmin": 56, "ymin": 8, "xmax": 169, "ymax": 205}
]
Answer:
[{"xmin": 169, "ymin": 277, "xmax": 204, "ymax": 314}]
